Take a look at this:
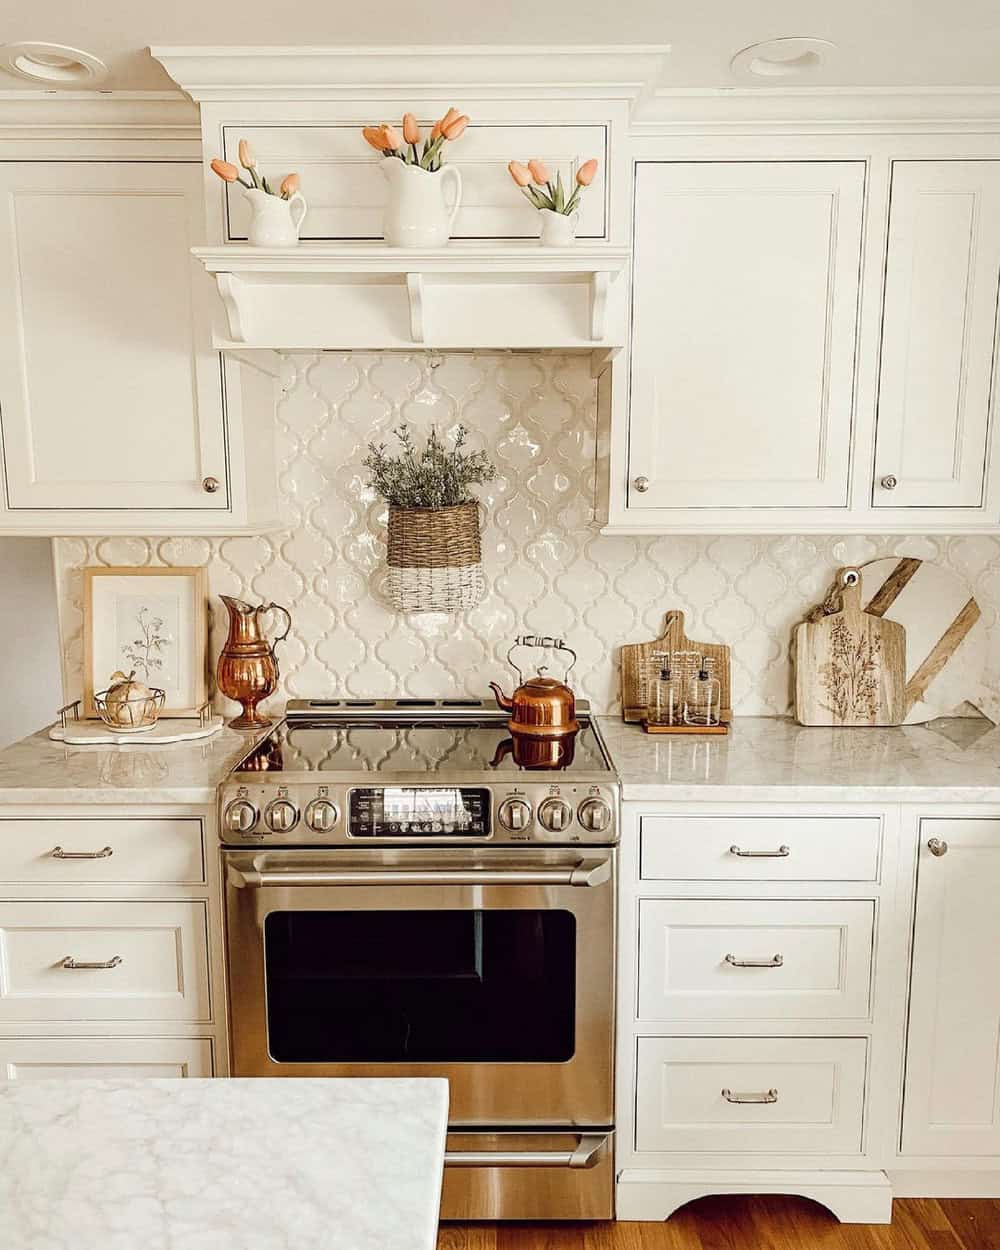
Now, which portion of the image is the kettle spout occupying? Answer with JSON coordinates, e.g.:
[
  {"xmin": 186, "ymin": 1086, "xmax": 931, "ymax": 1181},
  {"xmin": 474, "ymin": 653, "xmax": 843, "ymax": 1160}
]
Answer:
[{"xmin": 489, "ymin": 681, "xmax": 513, "ymax": 711}]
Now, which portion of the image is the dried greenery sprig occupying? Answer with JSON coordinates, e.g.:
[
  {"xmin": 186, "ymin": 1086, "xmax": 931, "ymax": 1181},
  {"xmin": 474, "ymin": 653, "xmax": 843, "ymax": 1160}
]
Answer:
[{"xmin": 363, "ymin": 425, "xmax": 496, "ymax": 509}]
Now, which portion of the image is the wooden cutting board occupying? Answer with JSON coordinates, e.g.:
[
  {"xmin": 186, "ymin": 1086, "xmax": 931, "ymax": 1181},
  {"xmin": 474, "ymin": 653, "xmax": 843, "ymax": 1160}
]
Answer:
[
  {"xmin": 794, "ymin": 566, "xmax": 906, "ymax": 726},
  {"xmin": 859, "ymin": 557, "xmax": 988, "ymax": 724},
  {"xmin": 620, "ymin": 610, "xmax": 732, "ymax": 724}
]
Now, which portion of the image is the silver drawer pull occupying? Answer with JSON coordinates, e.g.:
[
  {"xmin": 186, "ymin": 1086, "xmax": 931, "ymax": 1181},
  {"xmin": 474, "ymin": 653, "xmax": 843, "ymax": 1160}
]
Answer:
[
  {"xmin": 725, "ymin": 952, "xmax": 784, "ymax": 968},
  {"xmin": 51, "ymin": 845, "xmax": 113, "ymax": 860},
  {"xmin": 927, "ymin": 837, "xmax": 949, "ymax": 857},
  {"xmin": 729, "ymin": 844, "xmax": 790, "ymax": 858},
  {"xmin": 61, "ymin": 955, "xmax": 122, "ymax": 970},
  {"xmin": 722, "ymin": 1087, "xmax": 778, "ymax": 1105}
]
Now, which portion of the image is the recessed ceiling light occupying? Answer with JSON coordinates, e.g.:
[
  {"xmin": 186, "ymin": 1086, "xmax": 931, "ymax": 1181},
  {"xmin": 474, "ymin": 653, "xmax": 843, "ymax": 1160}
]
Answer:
[
  {"xmin": 730, "ymin": 37, "xmax": 837, "ymax": 81},
  {"xmin": 0, "ymin": 42, "xmax": 108, "ymax": 86}
]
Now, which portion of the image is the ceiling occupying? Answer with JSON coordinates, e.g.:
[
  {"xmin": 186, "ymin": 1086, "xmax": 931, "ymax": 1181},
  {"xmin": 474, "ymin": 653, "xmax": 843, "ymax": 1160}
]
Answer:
[{"xmin": 3, "ymin": 0, "xmax": 1000, "ymax": 93}]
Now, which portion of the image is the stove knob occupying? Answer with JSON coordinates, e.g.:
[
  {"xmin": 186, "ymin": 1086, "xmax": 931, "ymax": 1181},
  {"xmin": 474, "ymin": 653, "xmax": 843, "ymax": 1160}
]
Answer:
[
  {"xmin": 577, "ymin": 796, "xmax": 612, "ymax": 834},
  {"xmin": 498, "ymin": 798, "xmax": 532, "ymax": 832},
  {"xmin": 538, "ymin": 797, "xmax": 573, "ymax": 833},
  {"xmin": 265, "ymin": 798, "xmax": 299, "ymax": 833},
  {"xmin": 224, "ymin": 799, "xmax": 258, "ymax": 835},
  {"xmin": 305, "ymin": 798, "xmax": 339, "ymax": 833}
]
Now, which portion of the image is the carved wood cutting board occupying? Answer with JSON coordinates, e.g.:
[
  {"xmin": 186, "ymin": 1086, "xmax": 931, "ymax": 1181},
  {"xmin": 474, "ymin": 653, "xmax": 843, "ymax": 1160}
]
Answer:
[
  {"xmin": 859, "ymin": 557, "xmax": 988, "ymax": 724},
  {"xmin": 794, "ymin": 566, "xmax": 906, "ymax": 726},
  {"xmin": 620, "ymin": 610, "xmax": 732, "ymax": 724}
]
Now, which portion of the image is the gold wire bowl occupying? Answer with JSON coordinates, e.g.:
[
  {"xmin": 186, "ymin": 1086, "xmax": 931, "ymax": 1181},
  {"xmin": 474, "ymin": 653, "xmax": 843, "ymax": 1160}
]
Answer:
[{"xmin": 93, "ymin": 685, "xmax": 166, "ymax": 733}]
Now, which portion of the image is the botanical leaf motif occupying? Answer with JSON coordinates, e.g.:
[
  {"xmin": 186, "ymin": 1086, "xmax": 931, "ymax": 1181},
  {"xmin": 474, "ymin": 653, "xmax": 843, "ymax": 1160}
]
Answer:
[
  {"xmin": 818, "ymin": 620, "xmax": 882, "ymax": 722},
  {"xmin": 121, "ymin": 605, "xmax": 173, "ymax": 680}
]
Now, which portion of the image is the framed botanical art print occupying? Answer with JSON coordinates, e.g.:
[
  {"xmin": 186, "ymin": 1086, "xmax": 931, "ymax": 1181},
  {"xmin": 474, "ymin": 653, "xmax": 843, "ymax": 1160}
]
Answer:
[{"xmin": 83, "ymin": 566, "xmax": 208, "ymax": 718}]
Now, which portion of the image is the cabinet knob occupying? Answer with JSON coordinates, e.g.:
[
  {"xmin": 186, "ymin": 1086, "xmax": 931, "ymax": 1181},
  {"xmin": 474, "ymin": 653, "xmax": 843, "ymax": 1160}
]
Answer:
[
  {"xmin": 633, "ymin": 476, "xmax": 650, "ymax": 493},
  {"xmin": 927, "ymin": 837, "xmax": 949, "ymax": 857},
  {"xmin": 880, "ymin": 474, "xmax": 898, "ymax": 491},
  {"xmin": 202, "ymin": 476, "xmax": 221, "ymax": 494}
]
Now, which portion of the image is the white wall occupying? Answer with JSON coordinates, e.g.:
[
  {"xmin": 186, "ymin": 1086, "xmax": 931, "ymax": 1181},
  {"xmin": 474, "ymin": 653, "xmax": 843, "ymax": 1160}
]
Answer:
[{"xmin": 0, "ymin": 538, "xmax": 62, "ymax": 747}]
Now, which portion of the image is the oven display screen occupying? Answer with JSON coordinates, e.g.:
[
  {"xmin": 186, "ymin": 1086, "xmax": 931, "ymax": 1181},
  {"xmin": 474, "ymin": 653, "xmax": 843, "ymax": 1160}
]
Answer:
[{"xmin": 349, "ymin": 787, "xmax": 491, "ymax": 837}]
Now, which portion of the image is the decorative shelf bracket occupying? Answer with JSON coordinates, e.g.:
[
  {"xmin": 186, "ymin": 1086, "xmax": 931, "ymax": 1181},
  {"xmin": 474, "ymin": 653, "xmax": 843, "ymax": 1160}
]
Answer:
[
  {"xmin": 590, "ymin": 270, "xmax": 614, "ymax": 342},
  {"xmin": 215, "ymin": 272, "xmax": 248, "ymax": 343},
  {"xmin": 405, "ymin": 272, "xmax": 425, "ymax": 343}
]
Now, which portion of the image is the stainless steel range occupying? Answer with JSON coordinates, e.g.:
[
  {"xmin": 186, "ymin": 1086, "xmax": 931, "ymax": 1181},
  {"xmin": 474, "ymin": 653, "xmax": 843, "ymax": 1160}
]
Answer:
[{"xmin": 219, "ymin": 698, "xmax": 618, "ymax": 1220}]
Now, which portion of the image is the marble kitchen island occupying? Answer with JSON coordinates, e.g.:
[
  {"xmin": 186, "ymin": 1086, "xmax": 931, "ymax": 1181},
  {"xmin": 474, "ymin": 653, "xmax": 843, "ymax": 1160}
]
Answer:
[{"xmin": 0, "ymin": 1077, "xmax": 449, "ymax": 1250}]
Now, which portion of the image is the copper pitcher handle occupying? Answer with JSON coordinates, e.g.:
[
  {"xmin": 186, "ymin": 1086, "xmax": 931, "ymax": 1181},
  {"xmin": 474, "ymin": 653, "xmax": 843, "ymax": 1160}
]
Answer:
[{"xmin": 265, "ymin": 603, "xmax": 292, "ymax": 651}]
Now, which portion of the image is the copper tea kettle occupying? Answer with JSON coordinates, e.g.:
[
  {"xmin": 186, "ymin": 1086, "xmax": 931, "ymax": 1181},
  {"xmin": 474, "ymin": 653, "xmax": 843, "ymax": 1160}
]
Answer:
[
  {"xmin": 217, "ymin": 596, "xmax": 292, "ymax": 730},
  {"xmin": 489, "ymin": 635, "xmax": 579, "ymax": 737}
]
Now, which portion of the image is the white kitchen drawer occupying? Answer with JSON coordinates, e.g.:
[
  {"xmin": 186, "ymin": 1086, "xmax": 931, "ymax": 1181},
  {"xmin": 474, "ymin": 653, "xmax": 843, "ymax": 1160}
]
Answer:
[
  {"xmin": 0, "ymin": 901, "xmax": 211, "ymax": 1022},
  {"xmin": 0, "ymin": 817, "xmax": 205, "ymax": 886},
  {"xmin": 637, "ymin": 898, "xmax": 874, "ymax": 1020},
  {"xmin": 0, "ymin": 1036, "xmax": 214, "ymax": 1079},
  {"xmin": 640, "ymin": 816, "xmax": 881, "ymax": 882},
  {"xmin": 635, "ymin": 1036, "xmax": 867, "ymax": 1155}
]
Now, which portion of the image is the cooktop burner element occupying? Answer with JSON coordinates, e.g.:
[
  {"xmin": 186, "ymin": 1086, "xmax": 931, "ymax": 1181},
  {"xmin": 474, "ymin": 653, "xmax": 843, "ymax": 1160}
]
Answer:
[{"xmin": 219, "ymin": 698, "xmax": 619, "ymax": 848}]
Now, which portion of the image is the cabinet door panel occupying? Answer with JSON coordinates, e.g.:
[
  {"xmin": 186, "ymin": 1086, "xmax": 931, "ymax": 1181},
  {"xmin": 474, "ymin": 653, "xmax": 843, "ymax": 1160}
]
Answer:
[
  {"xmin": 874, "ymin": 161, "xmax": 1000, "ymax": 509},
  {"xmin": 0, "ymin": 1037, "xmax": 214, "ymax": 1080},
  {"xmin": 628, "ymin": 161, "xmax": 864, "ymax": 510},
  {"xmin": 0, "ymin": 162, "xmax": 228, "ymax": 510},
  {"xmin": 902, "ymin": 819, "xmax": 1000, "ymax": 1155}
]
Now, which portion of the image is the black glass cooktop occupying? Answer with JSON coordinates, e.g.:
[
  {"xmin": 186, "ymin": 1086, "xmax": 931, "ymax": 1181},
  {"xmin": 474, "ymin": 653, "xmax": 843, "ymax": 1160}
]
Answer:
[{"xmin": 234, "ymin": 719, "xmax": 612, "ymax": 775}]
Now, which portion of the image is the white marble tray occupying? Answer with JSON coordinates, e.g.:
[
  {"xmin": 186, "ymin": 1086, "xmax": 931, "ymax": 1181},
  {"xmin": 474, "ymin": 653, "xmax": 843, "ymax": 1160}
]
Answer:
[{"xmin": 49, "ymin": 717, "xmax": 224, "ymax": 746}]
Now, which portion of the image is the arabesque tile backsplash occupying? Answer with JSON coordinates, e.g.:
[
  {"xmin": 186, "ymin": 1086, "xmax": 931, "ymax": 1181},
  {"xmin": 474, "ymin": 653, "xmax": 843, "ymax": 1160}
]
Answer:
[{"xmin": 54, "ymin": 352, "xmax": 1000, "ymax": 719}]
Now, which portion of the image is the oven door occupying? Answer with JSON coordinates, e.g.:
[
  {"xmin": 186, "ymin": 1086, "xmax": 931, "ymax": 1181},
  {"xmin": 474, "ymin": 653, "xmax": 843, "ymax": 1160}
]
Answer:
[{"xmin": 224, "ymin": 846, "xmax": 615, "ymax": 1127}]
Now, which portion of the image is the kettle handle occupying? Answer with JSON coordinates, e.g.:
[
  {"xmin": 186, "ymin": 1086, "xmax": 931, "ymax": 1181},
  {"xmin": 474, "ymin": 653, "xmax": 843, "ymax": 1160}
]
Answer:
[
  {"xmin": 264, "ymin": 603, "xmax": 292, "ymax": 652},
  {"xmin": 506, "ymin": 635, "xmax": 577, "ymax": 680}
]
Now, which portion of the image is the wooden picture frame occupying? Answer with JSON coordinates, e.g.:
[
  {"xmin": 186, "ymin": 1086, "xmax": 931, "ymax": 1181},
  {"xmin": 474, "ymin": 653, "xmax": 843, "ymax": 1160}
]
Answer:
[{"xmin": 82, "ymin": 566, "xmax": 209, "ymax": 719}]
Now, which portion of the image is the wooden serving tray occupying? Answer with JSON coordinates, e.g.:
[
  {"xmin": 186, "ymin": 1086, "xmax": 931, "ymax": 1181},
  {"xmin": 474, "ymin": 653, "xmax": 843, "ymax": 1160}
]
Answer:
[
  {"xmin": 642, "ymin": 720, "xmax": 730, "ymax": 736},
  {"xmin": 620, "ymin": 610, "xmax": 732, "ymax": 724}
]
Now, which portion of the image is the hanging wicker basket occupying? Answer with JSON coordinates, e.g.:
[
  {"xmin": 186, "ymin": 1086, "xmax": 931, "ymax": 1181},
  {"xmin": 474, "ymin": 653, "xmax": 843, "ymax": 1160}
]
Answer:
[{"xmin": 386, "ymin": 501, "xmax": 485, "ymax": 613}]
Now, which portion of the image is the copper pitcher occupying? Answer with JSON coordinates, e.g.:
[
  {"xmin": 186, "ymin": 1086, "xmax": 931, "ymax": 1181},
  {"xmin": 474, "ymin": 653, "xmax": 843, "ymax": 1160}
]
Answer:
[
  {"xmin": 489, "ymin": 635, "xmax": 579, "ymax": 738},
  {"xmin": 217, "ymin": 596, "xmax": 292, "ymax": 730}
]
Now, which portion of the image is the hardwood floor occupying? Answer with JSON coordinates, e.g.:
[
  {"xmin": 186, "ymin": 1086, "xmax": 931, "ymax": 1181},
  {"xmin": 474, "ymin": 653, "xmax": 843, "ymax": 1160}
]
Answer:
[{"xmin": 438, "ymin": 1197, "xmax": 1000, "ymax": 1250}]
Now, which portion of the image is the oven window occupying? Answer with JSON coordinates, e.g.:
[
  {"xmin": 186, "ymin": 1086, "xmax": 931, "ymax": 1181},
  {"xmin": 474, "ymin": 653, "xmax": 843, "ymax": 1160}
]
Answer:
[{"xmin": 263, "ymin": 909, "xmax": 576, "ymax": 1063}]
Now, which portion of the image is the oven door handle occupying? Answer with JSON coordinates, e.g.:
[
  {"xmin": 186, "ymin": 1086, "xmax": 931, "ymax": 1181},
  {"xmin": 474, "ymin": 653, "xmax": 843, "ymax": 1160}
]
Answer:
[
  {"xmin": 228, "ymin": 858, "xmax": 612, "ymax": 890},
  {"xmin": 444, "ymin": 1135, "xmax": 607, "ymax": 1170}
]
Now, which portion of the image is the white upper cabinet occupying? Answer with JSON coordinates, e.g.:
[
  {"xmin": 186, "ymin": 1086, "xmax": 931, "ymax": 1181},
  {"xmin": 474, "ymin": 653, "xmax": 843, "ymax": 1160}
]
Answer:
[
  {"xmin": 902, "ymin": 819, "xmax": 1000, "ymax": 1156},
  {"xmin": 873, "ymin": 160, "xmax": 1000, "ymax": 510},
  {"xmin": 626, "ymin": 161, "xmax": 865, "ymax": 513},
  {"xmin": 0, "ymin": 162, "xmax": 278, "ymax": 533}
]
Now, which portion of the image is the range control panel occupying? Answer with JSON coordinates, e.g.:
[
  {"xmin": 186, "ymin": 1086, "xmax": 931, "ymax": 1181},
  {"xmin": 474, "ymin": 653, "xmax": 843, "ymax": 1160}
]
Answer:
[{"xmin": 218, "ymin": 780, "xmax": 618, "ymax": 847}]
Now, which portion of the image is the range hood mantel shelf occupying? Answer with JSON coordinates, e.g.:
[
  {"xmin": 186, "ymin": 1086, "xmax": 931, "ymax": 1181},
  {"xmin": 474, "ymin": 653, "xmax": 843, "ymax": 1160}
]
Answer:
[{"xmin": 193, "ymin": 244, "xmax": 629, "ymax": 356}]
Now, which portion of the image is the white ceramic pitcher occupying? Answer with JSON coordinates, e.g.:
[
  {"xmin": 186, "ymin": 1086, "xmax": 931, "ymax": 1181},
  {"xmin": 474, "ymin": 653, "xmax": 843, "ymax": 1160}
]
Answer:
[
  {"xmin": 381, "ymin": 160, "xmax": 462, "ymax": 248},
  {"xmin": 244, "ymin": 187, "xmax": 307, "ymax": 247},
  {"xmin": 538, "ymin": 208, "xmax": 579, "ymax": 247}
]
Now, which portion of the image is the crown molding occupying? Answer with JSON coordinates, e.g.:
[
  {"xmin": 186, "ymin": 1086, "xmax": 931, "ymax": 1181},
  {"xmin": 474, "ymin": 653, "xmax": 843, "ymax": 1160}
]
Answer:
[
  {"xmin": 631, "ymin": 85, "xmax": 1000, "ymax": 132},
  {"xmin": 0, "ymin": 90, "xmax": 199, "ymax": 140},
  {"xmin": 150, "ymin": 45, "xmax": 672, "ymax": 104}
]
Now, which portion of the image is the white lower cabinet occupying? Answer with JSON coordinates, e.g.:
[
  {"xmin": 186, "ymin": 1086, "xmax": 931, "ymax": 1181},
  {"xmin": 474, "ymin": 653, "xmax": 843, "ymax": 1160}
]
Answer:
[
  {"xmin": 618, "ymin": 806, "xmax": 891, "ymax": 1223},
  {"xmin": 635, "ymin": 1036, "xmax": 867, "ymax": 1155},
  {"xmin": 0, "ymin": 807, "xmax": 226, "ymax": 1082},
  {"xmin": 0, "ymin": 1036, "xmax": 215, "ymax": 1079},
  {"xmin": 901, "ymin": 819, "xmax": 1000, "ymax": 1156}
]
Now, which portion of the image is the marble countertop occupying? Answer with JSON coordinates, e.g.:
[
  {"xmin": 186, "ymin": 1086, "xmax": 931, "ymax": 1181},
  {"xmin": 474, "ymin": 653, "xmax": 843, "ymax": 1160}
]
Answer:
[
  {"xmin": 598, "ymin": 715, "xmax": 1000, "ymax": 802},
  {"xmin": 2, "ymin": 713, "xmax": 1000, "ymax": 807},
  {"xmin": 0, "ymin": 724, "xmax": 255, "ymax": 803},
  {"xmin": 0, "ymin": 1077, "xmax": 448, "ymax": 1250}
]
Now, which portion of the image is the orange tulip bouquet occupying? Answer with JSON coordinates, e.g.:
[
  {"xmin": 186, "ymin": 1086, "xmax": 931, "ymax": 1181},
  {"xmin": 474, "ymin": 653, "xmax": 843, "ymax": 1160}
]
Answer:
[
  {"xmin": 210, "ymin": 140, "xmax": 306, "ymax": 247},
  {"xmin": 362, "ymin": 108, "xmax": 470, "ymax": 247},
  {"xmin": 508, "ymin": 157, "xmax": 599, "ymax": 246}
]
